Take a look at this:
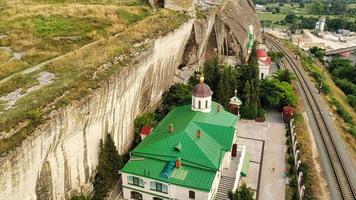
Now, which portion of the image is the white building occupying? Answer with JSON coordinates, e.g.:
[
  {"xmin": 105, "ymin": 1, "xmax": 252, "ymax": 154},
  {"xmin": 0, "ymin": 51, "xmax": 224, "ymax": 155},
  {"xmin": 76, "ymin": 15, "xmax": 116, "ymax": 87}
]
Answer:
[
  {"xmin": 120, "ymin": 79, "xmax": 250, "ymax": 200},
  {"xmin": 256, "ymin": 48, "xmax": 271, "ymax": 79}
]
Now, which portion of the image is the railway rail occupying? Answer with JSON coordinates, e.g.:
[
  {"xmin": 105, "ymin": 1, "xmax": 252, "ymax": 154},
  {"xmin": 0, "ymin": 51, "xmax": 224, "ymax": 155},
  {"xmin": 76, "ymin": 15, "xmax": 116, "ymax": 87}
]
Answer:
[{"xmin": 264, "ymin": 34, "xmax": 356, "ymax": 200}]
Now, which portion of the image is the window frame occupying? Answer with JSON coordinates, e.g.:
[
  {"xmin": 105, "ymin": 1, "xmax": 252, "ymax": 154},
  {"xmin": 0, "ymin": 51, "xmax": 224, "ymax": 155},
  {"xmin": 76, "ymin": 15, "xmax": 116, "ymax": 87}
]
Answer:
[
  {"xmin": 130, "ymin": 191, "xmax": 143, "ymax": 200},
  {"xmin": 189, "ymin": 190, "xmax": 195, "ymax": 200},
  {"xmin": 150, "ymin": 181, "xmax": 168, "ymax": 194},
  {"xmin": 128, "ymin": 176, "xmax": 144, "ymax": 188}
]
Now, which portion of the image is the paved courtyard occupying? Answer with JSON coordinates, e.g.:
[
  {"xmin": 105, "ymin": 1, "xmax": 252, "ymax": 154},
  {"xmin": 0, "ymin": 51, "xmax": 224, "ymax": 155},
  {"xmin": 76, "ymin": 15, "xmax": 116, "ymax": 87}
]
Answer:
[{"xmin": 237, "ymin": 111, "xmax": 286, "ymax": 200}]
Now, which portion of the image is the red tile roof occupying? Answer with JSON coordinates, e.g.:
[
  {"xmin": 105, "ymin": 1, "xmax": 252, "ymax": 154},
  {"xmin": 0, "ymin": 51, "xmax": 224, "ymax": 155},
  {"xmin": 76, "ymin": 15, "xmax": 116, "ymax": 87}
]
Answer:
[
  {"xmin": 263, "ymin": 56, "xmax": 271, "ymax": 65},
  {"xmin": 140, "ymin": 126, "xmax": 153, "ymax": 135},
  {"xmin": 256, "ymin": 48, "xmax": 268, "ymax": 58}
]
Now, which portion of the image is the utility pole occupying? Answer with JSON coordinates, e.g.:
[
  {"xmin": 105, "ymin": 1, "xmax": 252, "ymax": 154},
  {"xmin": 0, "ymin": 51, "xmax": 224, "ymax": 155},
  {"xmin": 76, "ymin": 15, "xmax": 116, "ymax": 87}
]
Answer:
[
  {"xmin": 296, "ymin": 38, "xmax": 300, "ymax": 60},
  {"xmin": 319, "ymin": 59, "xmax": 326, "ymax": 94}
]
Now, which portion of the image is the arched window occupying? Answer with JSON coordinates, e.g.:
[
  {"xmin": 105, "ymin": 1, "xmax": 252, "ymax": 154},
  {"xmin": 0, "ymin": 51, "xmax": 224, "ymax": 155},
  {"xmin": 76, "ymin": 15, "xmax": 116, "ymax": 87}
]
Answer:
[
  {"xmin": 189, "ymin": 190, "xmax": 195, "ymax": 199},
  {"xmin": 150, "ymin": 181, "xmax": 168, "ymax": 193},
  {"xmin": 205, "ymin": 100, "xmax": 208, "ymax": 108},
  {"xmin": 127, "ymin": 176, "xmax": 144, "ymax": 188},
  {"xmin": 198, "ymin": 101, "xmax": 201, "ymax": 109},
  {"xmin": 261, "ymin": 73, "xmax": 264, "ymax": 79},
  {"xmin": 130, "ymin": 191, "xmax": 143, "ymax": 200},
  {"xmin": 192, "ymin": 99, "xmax": 195, "ymax": 108}
]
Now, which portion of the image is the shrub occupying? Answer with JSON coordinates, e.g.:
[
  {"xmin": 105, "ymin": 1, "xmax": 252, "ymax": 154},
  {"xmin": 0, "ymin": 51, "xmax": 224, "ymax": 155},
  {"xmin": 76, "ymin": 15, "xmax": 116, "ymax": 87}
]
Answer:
[
  {"xmin": 334, "ymin": 100, "xmax": 353, "ymax": 124},
  {"xmin": 288, "ymin": 154, "xmax": 294, "ymax": 165},
  {"xmin": 256, "ymin": 107, "xmax": 266, "ymax": 122},
  {"xmin": 289, "ymin": 176, "xmax": 297, "ymax": 187},
  {"xmin": 240, "ymin": 104, "xmax": 258, "ymax": 120},
  {"xmin": 334, "ymin": 79, "xmax": 356, "ymax": 96},
  {"xmin": 347, "ymin": 95, "xmax": 356, "ymax": 109}
]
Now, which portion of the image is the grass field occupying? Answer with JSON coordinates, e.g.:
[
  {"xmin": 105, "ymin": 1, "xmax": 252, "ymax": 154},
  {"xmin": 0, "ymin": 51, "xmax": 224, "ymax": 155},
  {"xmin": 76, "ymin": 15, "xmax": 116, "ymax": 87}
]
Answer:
[
  {"xmin": 0, "ymin": 1, "xmax": 189, "ymax": 155},
  {"xmin": 257, "ymin": 3, "xmax": 355, "ymax": 27},
  {"xmin": 0, "ymin": 1, "xmax": 152, "ymax": 80}
]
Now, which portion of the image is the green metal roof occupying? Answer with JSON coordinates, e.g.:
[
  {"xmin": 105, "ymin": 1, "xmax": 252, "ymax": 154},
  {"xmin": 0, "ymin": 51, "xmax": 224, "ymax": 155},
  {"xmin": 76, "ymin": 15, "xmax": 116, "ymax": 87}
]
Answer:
[
  {"xmin": 122, "ymin": 156, "xmax": 217, "ymax": 191},
  {"xmin": 241, "ymin": 153, "xmax": 251, "ymax": 177},
  {"xmin": 121, "ymin": 102, "xmax": 238, "ymax": 191}
]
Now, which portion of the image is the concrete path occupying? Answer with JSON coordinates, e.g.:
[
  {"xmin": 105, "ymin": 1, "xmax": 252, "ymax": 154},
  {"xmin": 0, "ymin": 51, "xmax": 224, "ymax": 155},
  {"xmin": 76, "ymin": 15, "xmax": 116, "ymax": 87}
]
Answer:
[
  {"xmin": 237, "ymin": 110, "xmax": 286, "ymax": 200},
  {"xmin": 259, "ymin": 111, "xmax": 286, "ymax": 200}
]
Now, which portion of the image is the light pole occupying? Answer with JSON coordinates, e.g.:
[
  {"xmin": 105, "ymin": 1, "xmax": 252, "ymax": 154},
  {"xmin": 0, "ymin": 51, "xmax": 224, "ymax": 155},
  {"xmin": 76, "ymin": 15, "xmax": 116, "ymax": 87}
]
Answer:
[{"xmin": 318, "ymin": 58, "xmax": 326, "ymax": 94}]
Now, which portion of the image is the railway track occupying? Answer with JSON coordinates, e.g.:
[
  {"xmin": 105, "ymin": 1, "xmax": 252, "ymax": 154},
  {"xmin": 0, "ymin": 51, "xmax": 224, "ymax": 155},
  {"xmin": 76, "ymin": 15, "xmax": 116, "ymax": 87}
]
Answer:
[{"xmin": 264, "ymin": 34, "xmax": 356, "ymax": 200}]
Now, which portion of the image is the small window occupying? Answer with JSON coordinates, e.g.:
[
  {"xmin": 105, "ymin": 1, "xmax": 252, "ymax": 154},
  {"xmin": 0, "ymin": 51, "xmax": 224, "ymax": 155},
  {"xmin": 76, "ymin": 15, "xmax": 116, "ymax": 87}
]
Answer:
[
  {"xmin": 205, "ymin": 100, "xmax": 208, "ymax": 108},
  {"xmin": 153, "ymin": 197, "xmax": 163, "ymax": 200},
  {"xmin": 198, "ymin": 101, "xmax": 201, "ymax": 109},
  {"xmin": 193, "ymin": 99, "xmax": 195, "ymax": 108},
  {"xmin": 261, "ymin": 73, "xmax": 264, "ymax": 79},
  {"xmin": 128, "ymin": 176, "xmax": 144, "ymax": 188},
  {"xmin": 150, "ymin": 181, "xmax": 168, "ymax": 193},
  {"xmin": 189, "ymin": 190, "xmax": 195, "ymax": 199},
  {"xmin": 130, "ymin": 191, "xmax": 143, "ymax": 200}
]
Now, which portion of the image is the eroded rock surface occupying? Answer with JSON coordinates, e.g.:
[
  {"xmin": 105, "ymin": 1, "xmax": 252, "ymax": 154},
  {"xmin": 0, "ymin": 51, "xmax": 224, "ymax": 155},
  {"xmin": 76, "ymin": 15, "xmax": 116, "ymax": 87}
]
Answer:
[{"xmin": 0, "ymin": 1, "xmax": 260, "ymax": 199}]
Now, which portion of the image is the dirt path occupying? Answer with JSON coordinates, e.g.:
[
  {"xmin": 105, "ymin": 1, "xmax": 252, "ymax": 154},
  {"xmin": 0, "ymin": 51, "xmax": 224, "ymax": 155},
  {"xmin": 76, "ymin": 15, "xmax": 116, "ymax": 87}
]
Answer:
[{"xmin": 0, "ymin": 38, "xmax": 106, "ymax": 85}]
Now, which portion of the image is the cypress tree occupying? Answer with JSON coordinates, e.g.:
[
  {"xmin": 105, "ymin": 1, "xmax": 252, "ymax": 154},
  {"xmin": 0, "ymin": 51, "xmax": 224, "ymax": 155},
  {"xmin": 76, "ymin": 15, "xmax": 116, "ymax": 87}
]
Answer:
[
  {"xmin": 93, "ymin": 140, "xmax": 109, "ymax": 200},
  {"xmin": 243, "ymin": 80, "xmax": 251, "ymax": 105},
  {"xmin": 103, "ymin": 134, "xmax": 122, "ymax": 185}
]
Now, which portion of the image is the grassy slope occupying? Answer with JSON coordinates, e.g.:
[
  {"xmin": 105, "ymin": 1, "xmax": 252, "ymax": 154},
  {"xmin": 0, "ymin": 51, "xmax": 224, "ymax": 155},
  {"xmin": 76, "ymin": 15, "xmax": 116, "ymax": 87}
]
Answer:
[
  {"xmin": 293, "ymin": 91, "xmax": 328, "ymax": 199},
  {"xmin": 0, "ymin": 2, "xmax": 189, "ymax": 155},
  {"xmin": 283, "ymin": 40, "xmax": 356, "ymax": 159},
  {"xmin": 0, "ymin": 1, "xmax": 151, "ymax": 80}
]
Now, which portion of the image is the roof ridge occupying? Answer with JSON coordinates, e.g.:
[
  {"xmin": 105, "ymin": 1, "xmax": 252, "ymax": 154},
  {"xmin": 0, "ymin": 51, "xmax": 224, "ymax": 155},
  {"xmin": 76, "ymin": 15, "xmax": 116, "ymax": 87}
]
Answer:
[
  {"xmin": 131, "ymin": 152, "xmax": 218, "ymax": 171},
  {"xmin": 183, "ymin": 122, "xmax": 224, "ymax": 169}
]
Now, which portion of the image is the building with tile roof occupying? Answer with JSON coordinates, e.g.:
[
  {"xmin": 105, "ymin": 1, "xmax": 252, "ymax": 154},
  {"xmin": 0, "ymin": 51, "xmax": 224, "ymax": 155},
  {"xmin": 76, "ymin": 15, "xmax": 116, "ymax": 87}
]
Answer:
[
  {"xmin": 256, "ymin": 48, "xmax": 272, "ymax": 79},
  {"xmin": 121, "ymin": 80, "xmax": 249, "ymax": 200}
]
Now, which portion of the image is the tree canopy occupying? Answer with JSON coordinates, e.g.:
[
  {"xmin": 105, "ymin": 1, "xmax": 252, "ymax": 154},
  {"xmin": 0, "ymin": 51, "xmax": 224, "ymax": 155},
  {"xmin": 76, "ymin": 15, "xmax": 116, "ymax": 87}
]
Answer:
[{"xmin": 228, "ymin": 183, "xmax": 254, "ymax": 200}]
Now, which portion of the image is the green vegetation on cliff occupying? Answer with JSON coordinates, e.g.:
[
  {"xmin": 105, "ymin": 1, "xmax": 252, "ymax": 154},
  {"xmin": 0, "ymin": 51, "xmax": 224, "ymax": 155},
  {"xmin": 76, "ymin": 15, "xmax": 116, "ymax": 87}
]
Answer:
[{"xmin": 0, "ymin": 1, "xmax": 189, "ymax": 155}]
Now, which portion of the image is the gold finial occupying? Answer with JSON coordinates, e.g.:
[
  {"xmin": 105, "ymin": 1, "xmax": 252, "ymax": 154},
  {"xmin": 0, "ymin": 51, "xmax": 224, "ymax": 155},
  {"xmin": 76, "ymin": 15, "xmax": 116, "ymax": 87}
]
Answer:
[
  {"xmin": 234, "ymin": 89, "xmax": 237, "ymax": 96},
  {"xmin": 199, "ymin": 76, "xmax": 205, "ymax": 83}
]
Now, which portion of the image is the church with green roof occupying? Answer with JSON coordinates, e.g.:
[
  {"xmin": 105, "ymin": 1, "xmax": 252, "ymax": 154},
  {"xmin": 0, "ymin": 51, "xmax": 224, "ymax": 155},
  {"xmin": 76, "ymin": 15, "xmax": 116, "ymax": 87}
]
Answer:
[{"xmin": 121, "ymin": 77, "xmax": 249, "ymax": 200}]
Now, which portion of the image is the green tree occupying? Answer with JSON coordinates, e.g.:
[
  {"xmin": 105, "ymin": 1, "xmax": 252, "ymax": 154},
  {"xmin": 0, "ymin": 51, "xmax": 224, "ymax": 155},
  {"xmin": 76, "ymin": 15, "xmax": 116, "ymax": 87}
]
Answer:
[
  {"xmin": 203, "ymin": 57, "xmax": 221, "ymax": 93},
  {"xmin": 243, "ymin": 80, "xmax": 252, "ymax": 105},
  {"xmin": 228, "ymin": 183, "xmax": 254, "ymax": 200},
  {"xmin": 103, "ymin": 134, "xmax": 122, "ymax": 185},
  {"xmin": 93, "ymin": 140, "xmax": 109, "ymax": 200},
  {"xmin": 273, "ymin": 69, "xmax": 296, "ymax": 84},
  {"xmin": 299, "ymin": 2, "xmax": 305, "ymax": 8},
  {"xmin": 92, "ymin": 135, "xmax": 123, "ymax": 200},
  {"xmin": 284, "ymin": 14, "xmax": 298, "ymax": 24},
  {"xmin": 309, "ymin": 46, "xmax": 324, "ymax": 60},
  {"xmin": 260, "ymin": 78, "xmax": 297, "ymax": 109},
  {"xmin": 268, "ymin": 51, "xmax": 284, "ymax": 63},
  {"xmin": 309, "ymin": 1, "xmax": 325, "ymax": 15}
]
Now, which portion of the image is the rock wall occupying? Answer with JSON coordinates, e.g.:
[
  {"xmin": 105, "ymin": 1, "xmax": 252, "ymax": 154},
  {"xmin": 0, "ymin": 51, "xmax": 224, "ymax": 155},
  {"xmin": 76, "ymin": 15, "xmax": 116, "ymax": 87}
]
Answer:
[
  {"xmin": 0, "ymin": 1, "xmax": 260, "ymax": 199},
  {"xmin": 0, "ymin": 20, "xmax": 194, "ymax": 200}
]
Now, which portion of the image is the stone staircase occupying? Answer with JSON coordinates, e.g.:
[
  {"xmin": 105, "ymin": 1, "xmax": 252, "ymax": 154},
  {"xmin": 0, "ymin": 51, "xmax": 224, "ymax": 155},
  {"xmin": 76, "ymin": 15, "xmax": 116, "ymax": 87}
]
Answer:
[{"xmin": 216, "ymin": 176, "xmax": 235, "ymax": 200}]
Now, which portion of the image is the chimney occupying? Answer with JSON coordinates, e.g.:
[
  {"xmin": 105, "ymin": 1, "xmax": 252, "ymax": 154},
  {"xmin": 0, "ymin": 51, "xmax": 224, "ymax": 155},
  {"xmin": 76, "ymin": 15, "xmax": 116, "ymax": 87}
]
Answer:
[
  {"xmin": 175, "ymin": 158, "xmax": 182, "ymax": 168},
  {"xmin": 169, "ymin": 124, "xmax": 174, "ymax": 133},
  {"xmin": 217, "ymin": 105, "xmax": 221, "ymax": 112},
  {"xmin": 197, "ymin": 129, "xmax": 203, "ymax": 138}
]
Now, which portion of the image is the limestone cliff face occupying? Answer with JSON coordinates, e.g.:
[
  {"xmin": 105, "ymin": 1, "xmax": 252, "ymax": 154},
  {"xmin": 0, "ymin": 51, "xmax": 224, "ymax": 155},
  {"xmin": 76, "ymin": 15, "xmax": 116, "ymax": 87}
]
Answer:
[
  {"xmin": 0, "ymin": 1, "xmax": 260, "ymax": 199},
  {"xmin": 0, "ymin": 21, "xmax": 194, "ymax": 200}
]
